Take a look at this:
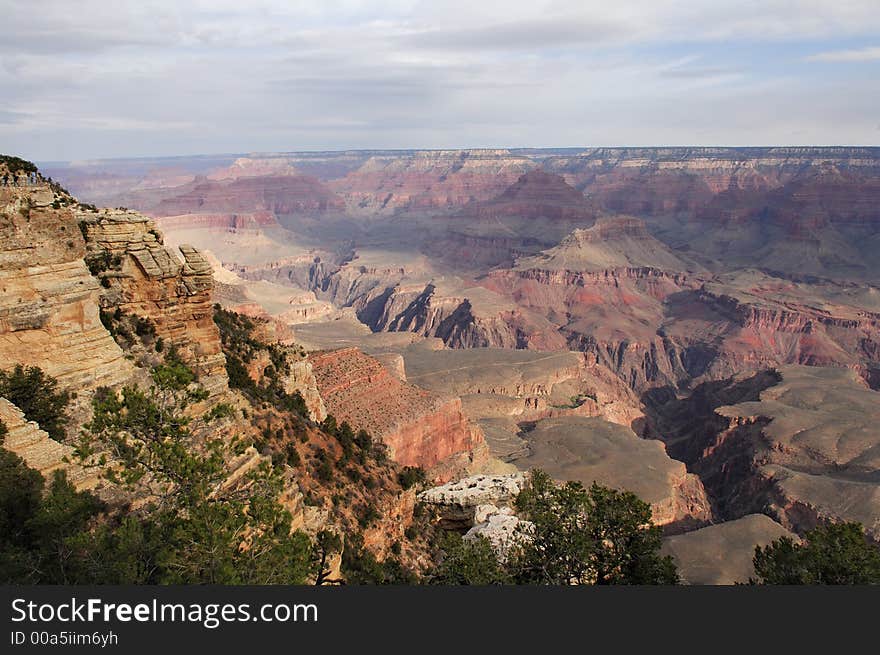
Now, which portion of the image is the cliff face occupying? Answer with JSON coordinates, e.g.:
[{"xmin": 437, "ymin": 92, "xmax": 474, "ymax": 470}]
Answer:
[
  {"xmin": 309, "ymin": 347, "xmax": 487, "ymax": 478},
  {"xmin": 402, "ymin": 347, "xmax": 646, "ymax": 442},
  {"xmin": 0, "ymin": 160, "xmax": 439, "ymax": 573},
  {"xmin": 0, "ymin": 175, "xmax": 134, "ymax": 399},
  {"xmin": 697, "ymin": 167, "xmax": 880, "ymax": 229},
  {"xmin": 328, "ymin": 149, "xmax": 537, "ymax": 214},
  {"xmin": 243, "ymin": 346, "xmax": 328, "ymax": 423},
  {"xmin": 155, "ymin": 210, "xmax": 281, "ymax": 232},
  {"xmin": 422, "ymin": 170, "xmax": 601, "ymax": 269},
  {"xmin": 455, "ymin": 170, "xmax": 599, "ymax": 223},
  {"xmin": 151, "ymin": 174, "xmax": 344, "ymax": 218},
  {"xmin": 540, "ymin": 146, "xmax": 880, "ymax": 214},
  {"xmin": 0, "ymin": 397, "xmax": 100, "ymax": 491},
  {"xmin": 80, "ymin": 211, "xmax": 228, "ymax": 396}
]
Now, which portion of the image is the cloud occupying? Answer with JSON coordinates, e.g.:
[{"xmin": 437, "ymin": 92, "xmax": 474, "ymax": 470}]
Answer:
[
  {"xmin": 805, "ymin": 46, "xmax": 880, "ymax": 62},
  {"xmin": 398, "ymin": 16, "xmax": 630, "ymax": 52},
  {"xmin": 2, "ymin": 0, "xmax": 880, "ymax": 159},
  {"xmin": 0, "ymin": 109, "xmax": 29, "ymax": 125}
]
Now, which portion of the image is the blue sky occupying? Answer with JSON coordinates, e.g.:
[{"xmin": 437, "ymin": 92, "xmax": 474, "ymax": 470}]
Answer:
[{"xmin": 1, "ymin": 0, "xmax": 878, "ymax": 161}]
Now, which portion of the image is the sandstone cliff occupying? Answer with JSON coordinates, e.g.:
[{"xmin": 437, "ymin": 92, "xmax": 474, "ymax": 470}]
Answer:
[
  {"xmin": 79, "ymin": 211, "xmax": 228, "ymax": 396},
  {"xmin": 0, "ymin": 172, "xmax": 134, "ymax": 412},
  {"xmin": 0, "ymin": 396, "xmax": 100, "ymax": 491}
]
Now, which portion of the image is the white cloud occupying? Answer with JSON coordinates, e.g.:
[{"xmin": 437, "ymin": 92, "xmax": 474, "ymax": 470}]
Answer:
[
  {"xmin": 1, "ymin": 0, "xmax": 879, "ymax": 159},
  {"xmin": 805, "ymin": 46, "xmax": 880, "ymax": 62}
]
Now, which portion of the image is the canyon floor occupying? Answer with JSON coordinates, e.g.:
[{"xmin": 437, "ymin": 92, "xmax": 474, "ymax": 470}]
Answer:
[{"xmin": 39, "ymin": 147, "xmax": 880, "ymax": 583}]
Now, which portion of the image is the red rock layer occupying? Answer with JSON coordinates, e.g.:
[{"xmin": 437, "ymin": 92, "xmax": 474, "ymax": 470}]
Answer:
[
  {"xmin": 697, "ymin": 167, "xmax": 880, "ymax": 231},
  {"xmin": 309, "ymin": 347, "xmax": 485, "ymax": 476},
  {"xmin": 153, "ymin": 175, "xmax": 344, "ymax": 217},
  {"xmin": 154, "ymin": 210, "xmax": 280, "ymax": 232},
  {"xmin": 329, "ymin": 149, "xmax": 537, "ymax": 212},
  {"xmin": 455, "ymin": 170, "xmax": 599, "ymax": 222}
]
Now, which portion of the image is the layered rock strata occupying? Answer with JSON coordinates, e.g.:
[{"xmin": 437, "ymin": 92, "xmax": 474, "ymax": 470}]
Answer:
[
  {"xmin": 309, "ymin": 347, "xmax": 487, "ymax": 477},
  {"xmin": 80, "ymin": 211, "xmax": 228, "ymax": 395},
  {"xmin": 0, "ymin": 397, "xmax": 99, "ymax": 491},
  {"xmin": 701, "ymin": 366, "xmax": 880, "ymax": 540},
  {"xmin": 0, "ymin": 178, "xmax": 133, "ymax": 398}
]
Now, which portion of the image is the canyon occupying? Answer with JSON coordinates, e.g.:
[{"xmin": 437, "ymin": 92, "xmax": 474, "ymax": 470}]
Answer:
[
  {"xmin": 26, "ymin": 146, "xmax": 880, "ymax": 582},
  {"xmin": 0, "ymin": 161, "xmax": 492, "ymax": 575}
]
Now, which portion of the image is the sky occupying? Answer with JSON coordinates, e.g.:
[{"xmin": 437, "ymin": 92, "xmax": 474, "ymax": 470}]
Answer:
[{"xmin": 1, "ymin": 0, "xmax": 879, "ymax": 161}]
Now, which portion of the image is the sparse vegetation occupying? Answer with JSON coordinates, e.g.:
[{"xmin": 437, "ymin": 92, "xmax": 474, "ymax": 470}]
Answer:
[
  {"xmin": 0, "ymin": 155, "xmax": 38, "ymax": 175},
  {"xmin": 84, "ymin": 250, "xmax": 122, "ymax": 277},
  {"xmin": 427, "ymin": 469, "xmax": 678, "ymax": 586},
  {"xmin": 430, "ymin": 532, "xmax": 510, "ymax": 585},
  {"xmin": 213, "ymin": 305, "xmax": 309, "ymax": 419},
  {"xmin": 0, "ymin": 365, "xmax": 71, "ymax": 441},
  {"xmin": 205, "ymin": 402, "xmax": 235, "ymax": 422},
  {"xmin": 397, "ymin": 466, "xmax": 427, "ymax": 490},
  {"xmin": 752, "ymin": 522, "xmax": 880, "ymax": 585},
  {"xmin": 67, "ymin": 356, "xmax": 315, "ymax": 584},
  {"xmin": 341, "ymin": 532, "xmax": 418, "ymax": 584}
]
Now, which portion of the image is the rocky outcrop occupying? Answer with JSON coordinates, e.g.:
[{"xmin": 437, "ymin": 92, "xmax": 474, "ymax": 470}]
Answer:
[
  {"xmin": 151, "ymin": 174, "xmax": 344, "ymax": 218},
  {"xmin": 0, "ymin": 178, "xmax": 134, "ymax": 402},
  {"xmin": 0, "ymin": 397, "xmax": 99, "ymax": 491},
  {"xmin": 402, "ymin": 347, "xmax": 645, "ymax": 442},
  {"xmin": 418, "ymin": 473, "xmax": 527, "ymax": 529},
  {"xmin": 283, "ymin": 359, "xmax": 328, "ymax": 422},
  {"xmin": 512, "ymin": 217, "xmax": 691, "ymax": 273},
  {"xmin": 465, "ymin": 505, "xmax": 530, "ymax": 556},
  {"xmin": 309, "ymin": 347, "xmax": 487, "ymax": 477},
  {"xmin": 454, "ymin": 170, "xmax": 598, "ymax": 223},
  {"xmin": 243, "ymin": 347, "xmax": 327, "ymax": 423},
  {"xmin": 80, "ymin": 211, "xmax": 228, "ymax": 396},
  {"xmin": 422, "ymin": 170, "xmax": 600, "ymax": 269}
]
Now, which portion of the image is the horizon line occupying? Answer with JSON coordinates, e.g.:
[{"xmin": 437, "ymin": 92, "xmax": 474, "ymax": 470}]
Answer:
[{"xmin": 30, "ymin": 144, "xmax": 880, "ymax": 165}]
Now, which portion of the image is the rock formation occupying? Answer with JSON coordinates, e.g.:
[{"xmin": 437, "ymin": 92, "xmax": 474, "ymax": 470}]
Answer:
[
  {"xmin": 465, "ymin": 505, "xmax": 530, "ymax": 556},
  {"xmin": 80, "ymin": 210, "xmax": 228, "ymax": 396},
  {"xmin": 37, "ymin": 147, "xmax": 880, "ymax": 576},
  {"xmin": 0, "ymin": 172, "xmax": 134, "ymax": 405},
  {"xmin": 652, "ymin": 366, "xmax": 880, "ymax": 541},
  {"xmin": 424, "ymin": 170, "xmax": 600, "ymax": 269},
  {"xmin": 418, "ymin": 473, "xmax": 527, "ymax": 529},
  {"xmin": 151, "ymin": 174, "xmax": 344, "ymax": 218},
  {"xmin": 455, "ymin": 169, "xmax": 598, "ymax": 223},
  {"xmin": 0, "ymin": 397, "xmax": 99, "ymax": 491},
  {"xmin": 329, "ymin": 149, "xmax": 537, "ymax": 214},
  {"xmin": 309, "ymin": 347, "xmax": 488, "ymax": 477}
]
